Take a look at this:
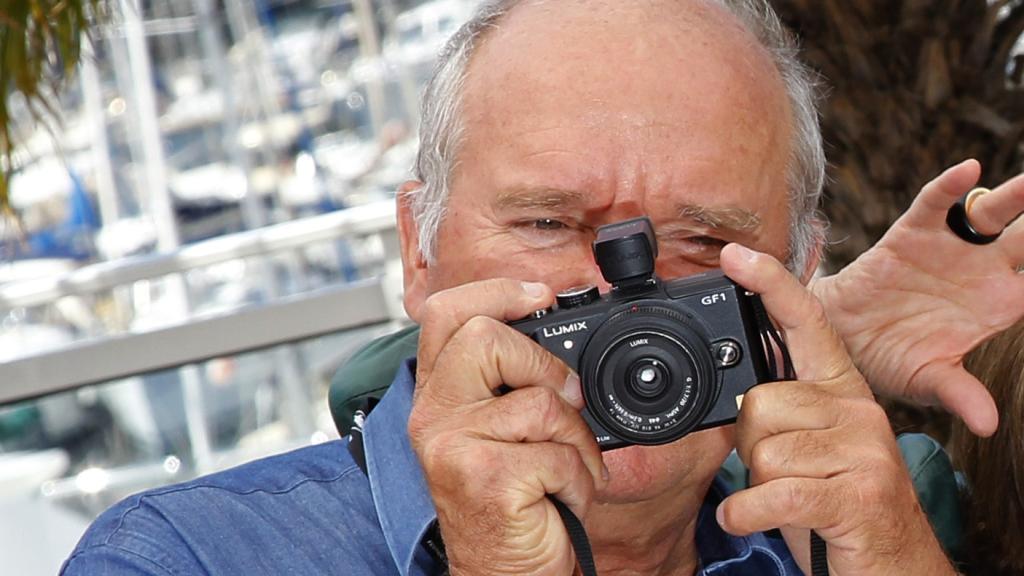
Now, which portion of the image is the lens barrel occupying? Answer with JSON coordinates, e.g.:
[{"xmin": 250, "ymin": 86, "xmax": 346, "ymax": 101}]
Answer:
[{"xmin": 580, "ymin": 301, "xmax": 717, "ymax": 445}]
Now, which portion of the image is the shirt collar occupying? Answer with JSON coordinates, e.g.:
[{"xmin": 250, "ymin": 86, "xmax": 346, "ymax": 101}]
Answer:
[
  {"xmin": 363, "ymin": 358, "xmax": 799, "ymax": 576},
  {"xmin": 362, "ymin": 358, "xmax": 438, "ymax": 576}
]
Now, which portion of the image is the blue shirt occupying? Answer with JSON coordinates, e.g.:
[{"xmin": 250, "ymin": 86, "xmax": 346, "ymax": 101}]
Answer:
[{"xmin": 63, "ymin": 360, "xmax": 802, "ymax": 575}]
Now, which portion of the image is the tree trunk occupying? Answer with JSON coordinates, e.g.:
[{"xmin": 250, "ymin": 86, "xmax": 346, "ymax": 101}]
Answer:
[{"xmin": 771, "ymin": 0, "xmax": 1024, "ymax": 271}]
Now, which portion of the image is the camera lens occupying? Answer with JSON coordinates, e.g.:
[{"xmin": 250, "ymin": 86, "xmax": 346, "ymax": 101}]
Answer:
[
  {"xmin": 580, "ymin": 301, "xmax": 718, "ymax": 446},
  {"xmin": 628, "ymin": 359, "xmax": 668, "ymax": 399}
]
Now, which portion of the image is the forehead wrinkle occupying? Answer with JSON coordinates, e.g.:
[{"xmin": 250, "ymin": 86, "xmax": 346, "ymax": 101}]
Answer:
[
  {"xmin": 494, "ymin": 187, "xmax": 589, "ymax": 211},
  {"xmin": 675, "ymin": 203, "xmax": 761, "ymax": 232}
]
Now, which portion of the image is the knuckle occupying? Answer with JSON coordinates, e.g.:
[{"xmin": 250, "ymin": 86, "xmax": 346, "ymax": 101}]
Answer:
[
  {"xmin": 558, "ymin": 444, "xmax": 586, "ymax": 477},
  {"xmin": 749, "ymin": 440, "xmax": 779, "ymax": 477},
  {"xmin": 781, "ymin": 480, "xmax": 803, "ymax": 510},
  {"xmin": 452, "ymin": 442, "xmax": 505, "ymax": 486},
  {"xmin": 415, "ymin": 429, "xmax": 463, "ymax": 475},
  {"xmin": 555, "ymin": 447, "xmax": 593, "ymax": 499},
  {"xmin": 408, "ymin": 393, "xmax": 454, "ymax": 447},
  {"xmin": 407, "ymin": 406, "xmax": 431, "ymax": 446},
  {"xmin": 522, "ymin": 386, "xmax": 566, "ymax": 429},
  {"xmin": 740, "ymin": 385, "xmax": 770, "ymax": 421},
  {"xmin": 528, "ymin": 345, "xmax": 559, "ymax": 377},
  {"xmin": 447, "ymin": 317, "xmax": 504, "ymax": 369},
  {"xmin": 420, "ymin": 291, "xmax": 450, "ymax": 328},
  {"xmin": 803, "ymin": 295, "xmax": 831, "ymax": 331},
  {"xmin": 460, "ymin": 314, "xmax": 501, "ymax": 342},
  {"xmin": 852, "ymin": 473, "xmax": 892, "ymax": 508}
]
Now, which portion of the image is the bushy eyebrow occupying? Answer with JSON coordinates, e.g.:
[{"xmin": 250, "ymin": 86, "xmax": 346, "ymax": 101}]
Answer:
[
  {"xmin": 494, "ymin": 187, "xmax": 589, "ymax": 211},
  {"xmin": 674, "ymin": 203, "xmax": 761, "ymax": 232},
  {"xmin": 493, "ymin": 187, "xmax": 762, "ymax": 232}
]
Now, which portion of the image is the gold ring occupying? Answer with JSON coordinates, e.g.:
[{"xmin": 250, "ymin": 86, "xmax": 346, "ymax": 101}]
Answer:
[{"xmin": 964, "ymin": 187, "xmax": 990, "ymax": 218}]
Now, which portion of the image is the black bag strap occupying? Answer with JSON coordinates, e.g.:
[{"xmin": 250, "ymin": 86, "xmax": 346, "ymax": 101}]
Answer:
[
  {"xmin": 347, "ymin": 398, "xmax": 377, "ymax": 475},
  {"xmin": 347, "ymin": 398, "xmax": 450, "ymax": 573}
]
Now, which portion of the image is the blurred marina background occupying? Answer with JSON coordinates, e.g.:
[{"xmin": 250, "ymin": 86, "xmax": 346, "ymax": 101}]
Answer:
[
  {"xmin": 0, "ymin": 1, "xmax": 1022, "ymax": 573},
  {"xmin": 0, "ymin": 1, "xmax": 476, "ymax": 572}
]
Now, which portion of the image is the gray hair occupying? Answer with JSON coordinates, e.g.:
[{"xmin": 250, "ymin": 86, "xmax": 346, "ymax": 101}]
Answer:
[{"xmin": 410, "ymin": 0, "xmax": 826, "ymax": 274}]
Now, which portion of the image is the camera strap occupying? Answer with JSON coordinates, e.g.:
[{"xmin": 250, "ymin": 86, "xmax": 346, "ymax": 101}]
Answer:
[
  {"xmin": 346, "ymin": 398, "xmax": 597, "ymax": 576},
  {"xmin": 552, "ymin": 498, "xmax": 598, "ymax": 576},
  {"xmin": 750, "ymin": 295, "xmax": 829, "ymax": 576},
  {"xmin": 347, "ymin": 399, "xmax": 451, "ymax": 574}
]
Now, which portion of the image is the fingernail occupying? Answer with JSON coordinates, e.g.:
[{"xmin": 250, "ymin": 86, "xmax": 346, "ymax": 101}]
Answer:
[
  {"xmin": 564, "ymin": 372, "xmax": 583, "ymax": 408},
  {"xmin": 716, "ymin": 504, "xmax": 726, "ymax": 528},
  {"xmin": 734, "ymin": 245, "xmax": 758, "ymax": 263},
  {"xmin": 602, "ymin": 464, "xmax": 610, "ymax": 482},
  {"xmin": 522, "ymin": 281, "xmax": 547, "ymax": 298}
]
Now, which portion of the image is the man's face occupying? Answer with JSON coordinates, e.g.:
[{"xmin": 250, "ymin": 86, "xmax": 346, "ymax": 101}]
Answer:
[{"xmin": 401, "ymin": 0, "xmax": 795, "ymax": 504}]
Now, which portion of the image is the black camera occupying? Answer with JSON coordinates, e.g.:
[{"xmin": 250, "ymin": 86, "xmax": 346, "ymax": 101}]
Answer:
[{"xmin": 510, "ymin": 217, "xmax": 774, "ymax": 451}]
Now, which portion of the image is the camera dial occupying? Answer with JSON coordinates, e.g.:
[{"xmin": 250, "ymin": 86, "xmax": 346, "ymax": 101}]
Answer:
[{"xmin": 557, "ymin": 285, "xmax": 601, "ymax": 309}]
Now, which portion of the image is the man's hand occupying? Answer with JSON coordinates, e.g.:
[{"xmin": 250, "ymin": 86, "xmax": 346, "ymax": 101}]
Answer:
[
  {"xmin": 719, "ymin": 244, "xmax": 956, "ymax": 575},
  {"xmin": 407, "ymin": 279, "xmax": 607, "ymax": 576},
  {"xmin": 813, "ymin": 160, "xmax": 1024, "ymax": 437}
]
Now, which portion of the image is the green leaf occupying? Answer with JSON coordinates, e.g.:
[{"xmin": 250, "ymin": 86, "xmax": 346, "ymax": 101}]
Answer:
[{"xmin": 0, "ymin": 0, "xmax": 110, "ymax": 217}]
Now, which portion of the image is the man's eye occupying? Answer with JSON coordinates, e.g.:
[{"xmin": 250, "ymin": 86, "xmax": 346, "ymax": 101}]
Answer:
[
  {"xmin": 533, "ymin": 218, "xmax": 568, "ymax": 231},
  {"xmin": 688, "ymin": 236, "xmax": 726, "ymax": 248},
  {"xmin": 660, "ymin": 234, "xmax": 729, "ymax": 264},
  {"xmin": 510, "ymin": 218, "xmax": 583, "ymax": 248}
]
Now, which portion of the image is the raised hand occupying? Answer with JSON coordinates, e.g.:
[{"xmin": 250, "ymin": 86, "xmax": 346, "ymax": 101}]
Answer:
[
  {"xmin": 407, "ymin": 278, "xmax": 606, "ymax": 576},
  {"xmin": 719, "ymin": 244, "xmax": 956, "ymax": 575},
  {"xmin": 813, "ymin": 160, "xmax": 1024, "ymax": 437}
]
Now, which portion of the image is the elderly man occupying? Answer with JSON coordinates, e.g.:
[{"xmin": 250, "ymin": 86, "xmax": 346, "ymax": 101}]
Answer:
[{"xmin": 64, "ymin": 0, "xmax": 1024, "ymax": 574}]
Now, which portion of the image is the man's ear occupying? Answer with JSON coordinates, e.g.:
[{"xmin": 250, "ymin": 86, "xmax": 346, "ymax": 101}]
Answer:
[{"xmin": 397, "ymin": 180, "xmax": 429, "ymax": 322}]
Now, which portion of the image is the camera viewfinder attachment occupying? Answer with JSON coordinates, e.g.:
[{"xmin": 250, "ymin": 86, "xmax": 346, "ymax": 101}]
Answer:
[{"xmin": 593, "ymin": 217, "xmax": 658, "ymax": 291}]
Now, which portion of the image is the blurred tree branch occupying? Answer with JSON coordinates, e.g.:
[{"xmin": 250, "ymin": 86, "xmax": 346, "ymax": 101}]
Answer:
[{"xmin": 0, "ymin": 0, "xmax": 108, "ymax": 220}]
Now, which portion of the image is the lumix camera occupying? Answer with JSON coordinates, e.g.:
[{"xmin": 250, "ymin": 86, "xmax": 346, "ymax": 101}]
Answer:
[{"xmin": 511, "ymin": 217, "xmax": 777, "ymax": 451}]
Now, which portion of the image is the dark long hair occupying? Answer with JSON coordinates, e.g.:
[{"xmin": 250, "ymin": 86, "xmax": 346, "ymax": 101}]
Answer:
[{"xmin": 952, "ymin": 321, "xmax": 1024, "ymax": 574}]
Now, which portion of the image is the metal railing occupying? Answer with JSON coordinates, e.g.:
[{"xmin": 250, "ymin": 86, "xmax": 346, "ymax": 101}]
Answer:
[
  {"xmin": 0, "ymin": 201, "xmax": 408, "ymax": 576},
  {"xmin": 0, "ymin": 199, "xmax": 405, "ymax": 406},
  {"xmin": 0, "ymin": 200, "xmax": 400, "ymax": 314}
]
